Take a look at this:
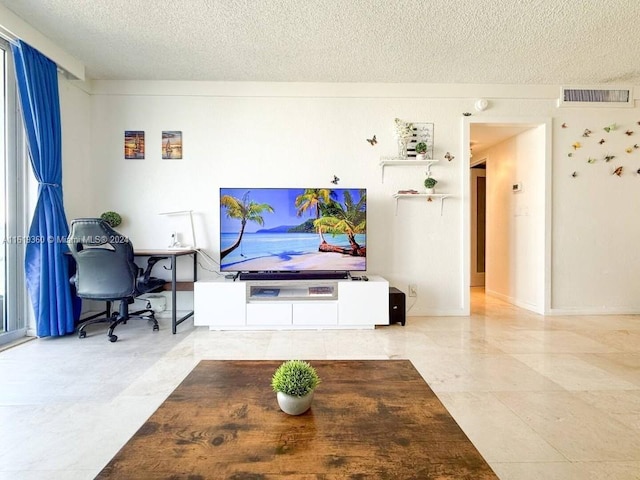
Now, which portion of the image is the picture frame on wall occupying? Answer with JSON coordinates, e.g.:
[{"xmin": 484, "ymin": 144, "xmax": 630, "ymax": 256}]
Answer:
[
  {"xmin": 162, "ymin": 131, "xmax": 183, "ymax": 159},
  {"xmin": 124, "ymin": 131, "xmax": 145, "ymax": 159},
  {"xmin": 408, "ymin": 123, "xmax": 434, "ymax": 159}
]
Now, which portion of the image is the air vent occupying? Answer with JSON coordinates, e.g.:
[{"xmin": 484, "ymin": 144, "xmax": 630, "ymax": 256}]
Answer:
[{"xmin": 559, "ymin": 86, "xmax": 633, "ymax": 108}]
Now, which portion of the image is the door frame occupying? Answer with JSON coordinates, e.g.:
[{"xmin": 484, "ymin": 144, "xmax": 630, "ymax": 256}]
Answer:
[{"xmin": 461, "ymin": 116, "xmax": 552, "ymax": 315}]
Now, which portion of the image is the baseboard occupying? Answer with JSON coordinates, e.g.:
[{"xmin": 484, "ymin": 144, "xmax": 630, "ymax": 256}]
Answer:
[
  {"xmin": 485, "ymin": 289, "xmax": 544, "ymax": 315},
  {"xmin": 546, "ymin": 306, "xmax": 640, "ymax": 315}
]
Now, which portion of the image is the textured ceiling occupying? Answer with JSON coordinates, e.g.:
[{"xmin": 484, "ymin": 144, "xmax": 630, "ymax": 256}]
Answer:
[{"xmin": 1, "ymin": 0, "xmax": 640, "ymax": 84}]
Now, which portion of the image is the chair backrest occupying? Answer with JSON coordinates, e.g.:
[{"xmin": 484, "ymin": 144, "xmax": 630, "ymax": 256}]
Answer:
[{"xmin": 68, "ymin": 218, "xmax": 138, "ymax": 300}]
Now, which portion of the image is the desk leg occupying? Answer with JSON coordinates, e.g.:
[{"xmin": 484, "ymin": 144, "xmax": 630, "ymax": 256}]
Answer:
[
  {"xmin": 171, "ymin": 255, "xmax": 177, "ymax": 334},
  {"xmin": 169, "ymin": 252, "xmax": 196, "ymax": 334}
]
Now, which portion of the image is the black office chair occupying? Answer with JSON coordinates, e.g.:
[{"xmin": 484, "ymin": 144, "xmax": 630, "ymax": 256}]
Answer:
[{"xmin": 68, "ymin": 218, "xmax": 167, "ymax": 342}]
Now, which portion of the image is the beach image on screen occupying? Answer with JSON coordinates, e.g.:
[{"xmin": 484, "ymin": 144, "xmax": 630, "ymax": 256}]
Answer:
[{"xmin": 219, "ymin": 188, "xmax": 366, "ymax": 272}]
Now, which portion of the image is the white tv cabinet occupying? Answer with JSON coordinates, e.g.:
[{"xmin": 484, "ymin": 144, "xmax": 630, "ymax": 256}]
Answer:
[{"xmin": 194, "ymin": 275, "xmax": 389, "ymax": 330}]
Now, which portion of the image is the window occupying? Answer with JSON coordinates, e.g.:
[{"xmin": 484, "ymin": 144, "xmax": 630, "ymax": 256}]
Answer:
[{"xmin": 1, "ymin": 38, "xmax": 27, "ymax": 345}]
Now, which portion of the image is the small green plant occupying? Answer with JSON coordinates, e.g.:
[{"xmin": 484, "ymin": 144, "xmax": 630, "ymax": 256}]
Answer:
[
  {"xmin": 271, "ymin": 360, "xmax": 321, "ymax": 397},
  {"xmin": 100, "ymin": 211, "xmax": 122, "ymax": 228},
  {"xmin": 424, "ymin": 177, "xmax": 438, "ymax": 189},
  {"xmin": 415, "ymin": 142, "xmax": 428, "ymax": 154}
]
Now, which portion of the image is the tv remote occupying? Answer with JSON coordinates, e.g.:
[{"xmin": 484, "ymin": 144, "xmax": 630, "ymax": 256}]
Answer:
[{"xmin": 362, "ymin": 275, "xmax": 369, "ymax": 281}]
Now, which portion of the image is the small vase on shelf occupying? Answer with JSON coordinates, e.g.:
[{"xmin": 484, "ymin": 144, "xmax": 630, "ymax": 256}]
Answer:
[{"xmin": 397, "ymin": 137, "xmax": 409, "ymax": 158}]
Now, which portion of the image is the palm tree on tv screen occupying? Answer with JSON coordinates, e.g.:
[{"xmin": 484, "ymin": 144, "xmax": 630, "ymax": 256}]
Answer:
[
  {"xmin": 220, "ymin": 192, "xmax": 274, "ymax": 260},
  {"xmin": 315, "ymin": 189, "xmax": 366, "ymax": 256},
  {"xmin": 294, "ymin": 188, "xmax": 334, "ymax": 242}
]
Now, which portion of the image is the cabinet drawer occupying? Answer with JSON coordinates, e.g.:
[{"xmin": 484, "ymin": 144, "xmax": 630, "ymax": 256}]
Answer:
[
  {"xmin": 246, "ymin": 303, "xmax": 292, "ymax": 326},
  {"xmin": 293, "ymin": 302, "xmax": 338, "ymax": 325}
]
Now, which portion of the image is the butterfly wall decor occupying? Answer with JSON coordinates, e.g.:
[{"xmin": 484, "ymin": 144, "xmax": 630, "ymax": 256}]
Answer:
[
  {"xmin": 571, "ymin": 171, "xmax": 578, "ymax": 177},
  {"xmin": 626, "ymin": 147, "xmax": 633, "ymax": 154},
  {"xmin": 599, "ymin": 139, "xmax": 606, "ymax": 145},
  {"xmin": 444, "ymin": 152, "xmax": 454, "ymax": 162},
  {"xmin": 572, "ymin": 142, "xmax": 582, "ymax": 150},
  {"xmin": 604, "ymin": 123, "xmax": 616, "ymax": 133},
  {"xmin": 462, "ymin": 112, "xmax": 472, "ymax": 116},
  {"xmin": 587, "ymin": 157, "xmax": 596, "ymax": 164},
  {"xmin": 626, "ymin": 130, "xmax": 634, "ymax": 136},
  {"xmin": 613, "ymin": 166, "xmax": 623, "ymax": 176},
  {"xmin": 583, "ymin": 129, "xmax": 592, "ymax": 137},
  {"xmin": 331, "ymin": 175, "xmax": 340, "ymax": 185},
  {"xmin": 561, "ymin": 123, "xmax": 568, "ymax": 128},
  {"xmin": 366, "ymin": 135, "xmax": 377, "ymax": 146},
  {"xmin": 604, "ymin": 155, "xmax": 615, "ymax": 162}
]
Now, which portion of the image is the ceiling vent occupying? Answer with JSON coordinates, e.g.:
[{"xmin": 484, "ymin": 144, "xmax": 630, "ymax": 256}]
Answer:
[{"xmin": 559, "ymin": 86, "xmax": 633, "ymax": 108}]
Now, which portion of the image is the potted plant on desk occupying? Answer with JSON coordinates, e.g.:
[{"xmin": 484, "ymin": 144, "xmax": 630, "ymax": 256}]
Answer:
[
  {"xmin": 271, "ymin": 360, "xmax": 321, "ymax": 415},
  {"xmin": 100, "ymin": 211, "xmax": 122, "ymax": 228}
]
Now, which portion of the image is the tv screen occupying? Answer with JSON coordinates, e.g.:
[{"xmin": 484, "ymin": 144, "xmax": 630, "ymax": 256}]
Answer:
[{"xmin": 219, "ymin": 188, "xmax": 366, "ymax": 273}]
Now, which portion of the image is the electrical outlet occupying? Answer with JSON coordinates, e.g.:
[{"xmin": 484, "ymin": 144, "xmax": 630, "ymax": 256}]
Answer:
[{"xmin": 408, "ymin": 284, "xmax": 417, "ymax": 297}]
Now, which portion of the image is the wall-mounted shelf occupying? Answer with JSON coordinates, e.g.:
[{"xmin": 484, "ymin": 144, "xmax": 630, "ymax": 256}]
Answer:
[
  {"xmin": 379, "ymin": 157, "xmax": 439, "ymax": 182},
  {"xmin": 392, "ymin": 193, "xmax": 452, "ymax": 216}
]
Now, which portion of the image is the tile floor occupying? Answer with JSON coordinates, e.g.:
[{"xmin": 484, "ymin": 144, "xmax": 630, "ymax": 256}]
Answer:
[{"xmin": 1, "ymin": 289, "xmax": 639, "ymax": 479}]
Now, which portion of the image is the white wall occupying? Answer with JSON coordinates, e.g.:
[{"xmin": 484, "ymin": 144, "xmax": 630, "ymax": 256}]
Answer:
[
  {"xmin": 553, "ymin": 110, "xmax": 640, "ymax": 313},
  {"xmin": 56, "ymin": 81, "xmax": 640, "ymax": 316},
  {"xmin": 482, "ymin": 126, "xmax": 546, "ymax": 312}
]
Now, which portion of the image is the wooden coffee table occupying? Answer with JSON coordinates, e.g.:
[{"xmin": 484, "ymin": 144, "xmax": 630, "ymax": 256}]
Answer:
[{"xmin": 97, "ymin": 360, "xmax": 498, "ymax": 479}]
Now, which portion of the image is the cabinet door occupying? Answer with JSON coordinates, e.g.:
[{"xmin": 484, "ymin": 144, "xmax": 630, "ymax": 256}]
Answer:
[
  {"xmin": 338, "ymin": 279, "xmax": 389, "ymax": 326},
  {"xmin": 194, "ymin": 282, "xmax": 245, "ymax": 327},
  {"xmin": 246, "ymin": 303, "xmax": 292, "ymax": 326},
  {"xmin": 293, "ymin": 302, "xmax": 338, "ymax": 326}
]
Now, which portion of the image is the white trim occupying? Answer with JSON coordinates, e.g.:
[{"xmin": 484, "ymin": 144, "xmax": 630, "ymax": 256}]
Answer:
[{"xmin": 462, "ymin": 116, "xmax": 552, "ymax": 316}]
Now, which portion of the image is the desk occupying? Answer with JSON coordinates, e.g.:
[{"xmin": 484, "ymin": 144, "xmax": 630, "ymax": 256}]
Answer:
[
  {"xmin": 96, "ymin": 360, "xmax": 498, "ymax": 479},
  {"xmin": 134, "ymin": 249, "xmax": 197, "ymax": 334}
]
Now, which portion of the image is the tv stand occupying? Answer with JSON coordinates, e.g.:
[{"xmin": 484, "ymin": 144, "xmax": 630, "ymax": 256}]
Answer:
[
  {"xmin": 194, "ymin": 275, "xmax": 389, "ymax": 330},
  {"xmin": 238, "ymin": 271, "xmax": 349, "ymax": 281}
]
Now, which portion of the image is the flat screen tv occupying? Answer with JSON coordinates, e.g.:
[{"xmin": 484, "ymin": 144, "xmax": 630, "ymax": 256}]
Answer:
[{"xmin": 219, "ymin": 188, "xmax": 366, "ymax": 278}]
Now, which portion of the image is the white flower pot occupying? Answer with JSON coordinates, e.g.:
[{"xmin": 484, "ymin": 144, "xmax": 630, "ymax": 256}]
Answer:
[
  {"xmin": 425, "ymin": 188, "xmax": 435, "ymax": 194},
  {"xmin": 416, "ymin": 153, "xmax": 427, "ymax": 161},
  {"xmin": 276, "ymin": 391, "xmax": 314, "ymax": 415}
]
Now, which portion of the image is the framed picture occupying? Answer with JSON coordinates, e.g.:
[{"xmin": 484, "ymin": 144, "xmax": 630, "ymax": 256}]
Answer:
[
  {"xmin": 408, "ymin": 123, "xmax": 434, "ymax": 159},
  {"xmin": 124, "ymin": 131, "xmax": 145, "ymax": 159},
  {"xmin": 162, "ymin": 131, "xmax": 183, "ymax": 159}
]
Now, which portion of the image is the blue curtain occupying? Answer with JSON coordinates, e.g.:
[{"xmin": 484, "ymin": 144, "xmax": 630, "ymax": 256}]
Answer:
[{"xmin": 12, "ymin": 40, "xmax": 75, "ymax": 337}]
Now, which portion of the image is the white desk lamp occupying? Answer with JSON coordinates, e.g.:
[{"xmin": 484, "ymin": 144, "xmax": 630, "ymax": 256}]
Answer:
[{"xmin": 158, "ymin": 210, "xmax": 197, "ymax": 249}]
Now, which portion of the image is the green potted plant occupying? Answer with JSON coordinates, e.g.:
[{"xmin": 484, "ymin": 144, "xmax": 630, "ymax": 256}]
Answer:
[
  {"xmin": 415, "ymin": 141, "xmax": 428, "ymax": 161},
  {"xmin": 424, "ymin": 176, "xmax": 438, "ymax": 194},
  {"xmin": 271, "ymin": 360, "xmax": 321, "ymax": 415},
  {"xmin": 100, "ymin": 211, "xmax": 122, "ymax": 228}
]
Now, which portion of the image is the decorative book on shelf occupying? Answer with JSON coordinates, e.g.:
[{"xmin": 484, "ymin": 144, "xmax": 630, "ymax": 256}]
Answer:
[
  {"xmin": 308, "ymin": 286, "xmax": 334, "ymax": 296},
  {"xmin": 252, "ymin": 288, "xmax": 280, "ymax": 297}
]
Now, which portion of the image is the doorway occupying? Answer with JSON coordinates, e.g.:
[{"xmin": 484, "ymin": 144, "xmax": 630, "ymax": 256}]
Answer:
[
  {"xmin": 463, "ymin": 118, "xmax": 552, "ymax": 315},
  {"xmin": 470, "ymin": 163, "xmax": 486, "ymax": 287}
]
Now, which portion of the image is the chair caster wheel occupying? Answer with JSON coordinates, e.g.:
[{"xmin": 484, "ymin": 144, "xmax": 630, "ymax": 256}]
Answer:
[
  {"xmin": 109, "ymin": 334, "xmax": 118, "ymax": 343},
  {"xmin": 153, "ymin": 325, "xmax": 159, "ymax": 331},
  {"xmin": 78, "ymin": 331, "xmax": 86, "ymax": 339}
]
